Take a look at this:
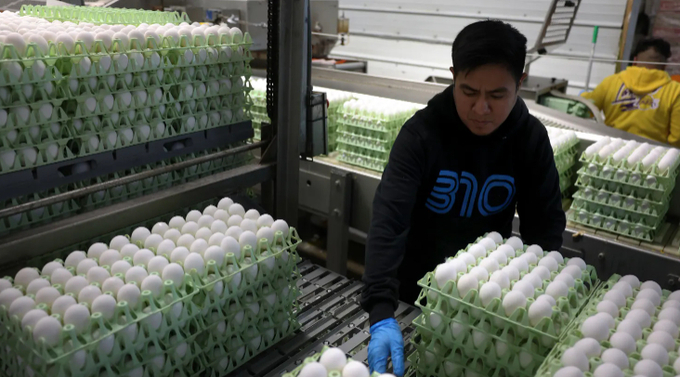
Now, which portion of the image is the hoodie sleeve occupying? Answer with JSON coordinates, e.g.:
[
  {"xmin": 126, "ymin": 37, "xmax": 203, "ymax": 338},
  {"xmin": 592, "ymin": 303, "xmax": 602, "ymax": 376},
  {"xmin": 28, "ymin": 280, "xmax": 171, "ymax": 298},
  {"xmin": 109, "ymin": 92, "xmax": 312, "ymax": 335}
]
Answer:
[
  {"xmin": 667, "ymin": 85, "xmax": 680, "ymax": 148},
  {"xmin": 361, "ymin": 121, "xmax": 427, "ymax": 325},
  {"xmin": 581, "ymin": 75, "xmax": 614, "ymax": 111},
  {"xmin": 516, "ymin": 124, "xmax": 566, "ymax": 251}
]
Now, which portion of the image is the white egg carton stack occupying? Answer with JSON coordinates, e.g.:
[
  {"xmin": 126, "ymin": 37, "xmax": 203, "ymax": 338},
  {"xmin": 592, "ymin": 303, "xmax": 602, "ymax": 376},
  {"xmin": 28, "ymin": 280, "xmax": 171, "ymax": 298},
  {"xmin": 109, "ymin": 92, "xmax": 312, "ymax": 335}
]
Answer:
[
  {"xmin": 336, "ymin": 97, "xmax": 421, "ymax": 172},
  {"xmin": 569, "ymin": 137, "xmax": 680, "ymax": 241},
  {"xmin": 0, "ymin": 7, "xmax": 254, "ymax": 176},
  {"xmin": 282, "ymin": 347, "xmax": 387, "ymax": 377},
  {"xmin": 0, "ymin": 197, "xmax": 301, "ymax": 377},
  {"xmin": 410, "ymin": 232, "xmax": 599, "ymax": 377},
  {"xmin": 546, "ymin": 127, "xmax": 580, "ymax": 197},
  {"xmin": 536, "ymin": 274, "xmax": 680, "ymax": 377}
]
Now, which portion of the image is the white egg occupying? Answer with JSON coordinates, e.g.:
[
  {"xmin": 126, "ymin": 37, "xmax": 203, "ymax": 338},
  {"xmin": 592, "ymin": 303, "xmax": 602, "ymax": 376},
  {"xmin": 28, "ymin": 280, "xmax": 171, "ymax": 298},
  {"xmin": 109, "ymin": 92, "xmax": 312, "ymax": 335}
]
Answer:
[
  {"xmin": 641, "ymin": 343, "xmax": 669, "ymax": 366},
  {"xmin": 546, "ymin": 251, "xmax": 564, "ymax": 264},
  {"xmin": 634, "ymin": 359, "xmax": 663, "ymax": 377},
  {"xmin": 658, "ymin": 307, "xmax": 680, "ymax": 326},
  {"xmin": 509, "ymin": 257, "xmax": 529, "ymax": 273},
  {"xmin": 119, "ymin": 244, "xmax": 139, "ymax": 259},
  {"xmin": 170, "ymin": 247, "xmax": 190, "ymax": 264},
  {"xmin": 51, "ymin": 295, "xmax": 77, "ymax": 319},
  {"xmin": 133, "ymin": 249, "xmax": 155, "ymax": 267},
  {"xmin": 342, "ymin": 360, "xmax": 369, "ymax": 377},
  {"xmin": 640, "ymin": 280, "xmax": 663, "ymax": 295},
  {"xmin": 15, "ymin": 267, "xmax": 40, "ymax": 288},
  {"xmin": 479, "ymin": 258, "xmax": 500, "ymax": 273},
  {"xmin": 609, "ymin": 331, "xmax": 636, "ymax": 355},
  {"xmin": 195, "ymin": 228, "xmax": 213, "ymax": 242},
  {"xmin": 489, "ymin": 270, "xmax": 510, "ymax": 290},
  {"xmin": 220, "ymin": 237, "xmax": 241, "ymax": 259},
  {"xmin": 21, "ymin": 308, "xmax": 48, "ymax": 330},
  {"xmin": 581, "ymin": 315, "xmax": 610, "ymax": 341},
  {"xmin": 147, "ymin": 256, "xmax": 169, "ymax": 276},
  {"xmin": 41, "ymin": 261, "xmax": 63, "ymax": 277},
  {"xmin": 140, "ymin": 275, "xmax": 163, "ymax": 298},
  {"xmin": 603, "ymin": 290, "xmax": 627, "ymax": 309},
  {"xmin": 498, "ymin": 244, "xmax": 518, "ymax": 259},
  {"xmin": 573, "ymin": 337, "xmax": 602, "ymax": 357},
  {"xmin": 257, "ymin": 214, "xmax": 274, "ymax": 228},
  {"xmin": 164, "ymin": 229, "xmax": 182, "ymax": 244},
  {"xmin": 109, "ymin": 235, "xmax": 130, "ymax": 251},
  {"xmin": 456, "ymin": 273, "xmax": 478, "ymax": 299},
  {"xmin": 502, "ymin": 290, "xmax": 526, "ymax": 317},
  {"xmin": 143, "ymin": 234, "xmax": 163, "ymax": 251},
  {"xmin": 546, "ymin": 281, "xmax": 569, "ymax": 300},
  {"xmin": 182, "ymin": 221, "xmax": 200, "ymax": 236},
  {"xmin": 239, "ymin": 231, "xmax": 258, "ymax": 251},
  {"xmin": 668, "ymin": 290, "xmax": 680, "ymax": 302},
  {"xmin": 256, "ymin": 227, "xmax": 275, "ymax": 245},
  {"xmin": 110, "ymin": 260, "xmax": 132, "ymax": 276},
  {"xmin": 561, "ymin": 347, "xmax": 589, "ymax": 372},
  {"xmin": 538, "ymin": 257, "xmax": 558, "ymax": 272},
  {"xmin": 91, "ymin": 294, "xmax": 116, "ymax": 320},
  {"xmin": 501, "ymin": 265, "xmax": 520, "ymax": 282},
  {"xmin": 617, "ymin": 319, "xmax": 643, "ymax": 340},
  {"xmin": 131, "ymin": 227, "xmax": 151, "ymax": 245},
  {"xmin": 489, "ymin": 250, "xmax": 508, "ymax": 265},
  {"xmin": 8, "ymin": 296, "xmax": 36, "ymax": 321},
  {"xmin": 625, "ymin": 308, "xmax": 652, "ymax": 328},
  {"xmin": 190, "ymin": 239, "xmax": 209, "ymax": 256},
  {"xmin": 169, "ymin": 216, "xmax": 186, "ymax": 229},
  {"xmin": 653, "ymin": 319, "xmax": 679, "ymax": 338},
  {"xmin": 197, "ymin": 215, "xmax": 215, "ymax": 229},
  {"xmin": 117, "ymin": 283, "xmax": 141, "ymax": 308},
  {"xmin": 479, "ymin": 281, "xmax": 502, "ymax": 307},
  {"xmin": 561, "ymin": 265, "xmax": 583, "ymax": 280},
  {"xmin": 86, "ymin": 267, "xmax": 110, "ymax": 286},
  {"xmin": 177, "ymin": 234, "xmax": 195, "ymax": 249},
  {"xmin": 566, "ymin": 257, "xmax": 587, "ymax": 271},
  {"xmin": 50, "ymin": 268, "xmax": 73, "ymax": 287},
  {"xmin": 271, "ymin": 219, "xmax": 290, "ymax": 238},
  {"xmin": 521, "ymin": 252, "xmax": 538, "ymax": 265},
  {"xmin": 184, "ymin": 253, "xmax": 205, "ymax": 276},
  {"xmin": 156, "ymin": 240, "xmax": 176, "ymax": 257},
  {"xmin": 646, "ymin": 331, "xmax": 676, "ymax": 352},
  {"xmin": 162, "ymin": 263, "xmax": 184, "ymax": 288},
  {"xmin": 101, "ymin": 277, "xmax": 125, "ymax": 296},
  {"xmin": 33, "ymin": 316, "xmax": 62, "ymax": 346},
  {"xmin": 636, "ymin": 289, "xmax": 661, "ymax": 306},
  {"xmin": 553, "ymin": 366, "xmax": 584, "ymax": 377},
  {"xmin": 26, "ymin": 278, "xmax": 51, "ymax": 296},
  {"xmin": 98, "ymin": 249, "xmax": 122, "ymax": 267},
  {"xmin": 505, "ymin": 236, "xmax": 523, "ymax": 251},
  {"xmin": 204, "ymin": 246, "xmax": 226, "ymax": 267},
  {"xmin": 469, "ymin": 266, "xmax": 489, "ymax": 282},
  {"xmin": 554, "ymin": 273, "xmax": 575, "ymax": 289},
  {"xmin": 218, "ymin": 197, "xmax": 234, "ymax": 210},
  {"xmin": 596, "ymin": 300, "xmax": 620, "ymax": 318},
  {"xmin": 593, "ymin": 363, "xmax": 623, "ymax": 377},
  {"xmin": 319, "ymin": 347, "xmax": 347, "ymax": 372}
]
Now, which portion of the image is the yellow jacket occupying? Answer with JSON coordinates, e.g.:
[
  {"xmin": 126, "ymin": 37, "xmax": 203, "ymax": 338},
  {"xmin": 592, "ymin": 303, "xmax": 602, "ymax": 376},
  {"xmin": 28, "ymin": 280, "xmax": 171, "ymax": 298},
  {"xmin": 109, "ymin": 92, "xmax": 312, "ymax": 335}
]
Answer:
[{"xmin": 582, "ymin": 66, "xmax": 680, "ymax": 147}]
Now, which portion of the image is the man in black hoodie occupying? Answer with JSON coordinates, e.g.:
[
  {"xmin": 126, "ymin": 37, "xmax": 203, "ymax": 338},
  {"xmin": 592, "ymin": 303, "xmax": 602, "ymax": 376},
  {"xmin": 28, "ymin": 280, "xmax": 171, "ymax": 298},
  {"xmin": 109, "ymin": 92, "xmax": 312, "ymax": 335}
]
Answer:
[{"xmin": 363, "ymin": 20, "xmax": 566, "ymax": 375}]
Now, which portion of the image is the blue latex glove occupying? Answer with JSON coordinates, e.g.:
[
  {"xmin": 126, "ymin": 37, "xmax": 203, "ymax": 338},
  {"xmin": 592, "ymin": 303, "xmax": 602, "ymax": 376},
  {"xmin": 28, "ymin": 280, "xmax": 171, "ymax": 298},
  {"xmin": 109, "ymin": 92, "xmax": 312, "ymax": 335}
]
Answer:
[{"xmin": 368, "ymin": 318, "xmax": 404, "ymax": 376}]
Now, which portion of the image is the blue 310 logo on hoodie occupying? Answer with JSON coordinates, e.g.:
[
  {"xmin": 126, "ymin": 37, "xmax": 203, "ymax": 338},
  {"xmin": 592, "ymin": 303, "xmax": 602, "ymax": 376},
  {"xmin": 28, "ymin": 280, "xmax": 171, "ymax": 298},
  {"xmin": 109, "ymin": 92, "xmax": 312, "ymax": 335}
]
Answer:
[{"xmin": 426, "ymin": 170, "xmax": 516, "ymax": 217}]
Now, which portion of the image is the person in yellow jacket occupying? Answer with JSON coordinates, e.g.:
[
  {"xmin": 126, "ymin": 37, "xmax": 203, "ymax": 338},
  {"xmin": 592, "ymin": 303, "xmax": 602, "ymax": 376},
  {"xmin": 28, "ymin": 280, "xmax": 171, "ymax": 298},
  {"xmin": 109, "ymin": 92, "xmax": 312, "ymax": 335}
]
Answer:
[{"xmin": 582, "ymin": 38, "xmax": 680, "ymax": 147}]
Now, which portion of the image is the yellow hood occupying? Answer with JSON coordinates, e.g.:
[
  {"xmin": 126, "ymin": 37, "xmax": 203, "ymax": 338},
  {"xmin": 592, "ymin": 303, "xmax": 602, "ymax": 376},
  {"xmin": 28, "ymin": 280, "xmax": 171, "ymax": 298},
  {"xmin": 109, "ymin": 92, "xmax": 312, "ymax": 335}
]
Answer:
[{"xmin": 619, "ymin": 66, "xmax": 671, "ymax": 95}]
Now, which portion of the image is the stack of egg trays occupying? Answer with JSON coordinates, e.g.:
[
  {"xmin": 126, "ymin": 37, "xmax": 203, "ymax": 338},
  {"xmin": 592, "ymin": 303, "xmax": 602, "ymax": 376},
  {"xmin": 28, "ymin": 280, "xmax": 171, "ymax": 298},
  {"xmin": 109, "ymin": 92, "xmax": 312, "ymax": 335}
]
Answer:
[
  {"xmin": 534, "ymin": 275, "xmax": 680, "ymax": 377},
  {"xmin": 335, "ymin": 114, "xmax": 405, "ymax": 172},
  {"xmin": 569, "ymin": 147, "xmax": 680, "ymax": 241},
  {"xmin": 551, "ymin": 134, "xmax": 580, "ymax": 198},
  {"xmin": 0, "ymin": 227, "xmax": 302, "ymax": 377},
  {"xmin": 19, "ymin": 5, "xmax": 190, "ymax": 25},
  {"xmin": 0, "ymin": 142, "xmax": 253, "ymax": 236},
  {"xmin": 0, "ymin": 30, "xmax": 254, "ymax": 175},
  {"xmin": 281, "ymin": 346, "xmax": 381, "ymax": 377},
  {"xmin": 249, "ymin": 86, "xmax": 268, "ymax": 141},
  {"xmin": 326, "ymin": 96, "xmax": 354, "ymax": 154},
  {"xmin": 410, "ymin": 239, "xmax": 599, "ymax": 377}
]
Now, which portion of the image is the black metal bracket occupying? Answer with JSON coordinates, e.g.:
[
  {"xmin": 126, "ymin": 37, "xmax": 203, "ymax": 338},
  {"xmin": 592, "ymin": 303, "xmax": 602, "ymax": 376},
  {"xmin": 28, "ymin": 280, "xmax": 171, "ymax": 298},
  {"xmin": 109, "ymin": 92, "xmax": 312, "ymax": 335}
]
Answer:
[{"xmin": 326, "ymin": 170, "xmax": 352, "ymax": 275}]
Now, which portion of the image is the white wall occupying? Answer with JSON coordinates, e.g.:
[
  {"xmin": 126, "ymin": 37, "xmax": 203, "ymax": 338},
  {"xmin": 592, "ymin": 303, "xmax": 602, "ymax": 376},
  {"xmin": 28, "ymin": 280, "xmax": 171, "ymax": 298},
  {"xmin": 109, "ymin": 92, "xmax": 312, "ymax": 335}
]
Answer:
[{"xmin": 332, "ymin": 0, "xmax": 629, "ymax": 95}]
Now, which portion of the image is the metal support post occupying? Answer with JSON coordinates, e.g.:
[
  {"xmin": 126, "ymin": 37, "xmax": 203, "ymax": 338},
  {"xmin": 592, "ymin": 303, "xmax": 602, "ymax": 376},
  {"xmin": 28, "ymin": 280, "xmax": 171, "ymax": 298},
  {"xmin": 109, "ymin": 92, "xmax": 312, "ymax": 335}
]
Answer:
[
  {"xmin": 327, "ymin": 170, "xmax": 352, "ymax": 275},
  {"xmin": 275, "ymin": 0, "xmax": 310, "ymax": 226}
]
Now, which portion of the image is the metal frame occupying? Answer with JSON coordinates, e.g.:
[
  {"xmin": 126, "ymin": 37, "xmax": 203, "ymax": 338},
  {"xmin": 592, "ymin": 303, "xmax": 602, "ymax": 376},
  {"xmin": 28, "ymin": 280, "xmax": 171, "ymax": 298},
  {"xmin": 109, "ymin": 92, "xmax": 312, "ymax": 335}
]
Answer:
[{"xmin": 0, "ymin": 1, "xmax": 307, "ymax": 268}]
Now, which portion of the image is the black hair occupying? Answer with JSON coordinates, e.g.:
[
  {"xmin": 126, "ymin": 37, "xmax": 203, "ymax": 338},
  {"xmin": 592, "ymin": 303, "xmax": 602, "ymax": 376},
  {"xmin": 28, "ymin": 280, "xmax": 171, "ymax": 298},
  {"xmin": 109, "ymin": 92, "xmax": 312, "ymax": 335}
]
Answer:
[
  {"xmin": 632, "ymin": 38, "xmax": 671, "ymax": 60},
  {"xmin": 452, "ymin": 20, "xmax": 527, "ymax": 84}
]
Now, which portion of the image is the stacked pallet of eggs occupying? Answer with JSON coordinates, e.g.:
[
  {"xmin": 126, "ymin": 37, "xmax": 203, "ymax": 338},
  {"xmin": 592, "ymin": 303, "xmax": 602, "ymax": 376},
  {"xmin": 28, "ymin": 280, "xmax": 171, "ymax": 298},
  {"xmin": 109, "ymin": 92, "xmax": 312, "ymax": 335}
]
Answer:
[
  {"xmin": 409, "ymin": 232, "xmax": 598, "ymax": 377},
  {"xmin": 282, "ymin": 347, "xmax": 387, "ymax": 377},
  {"xmin": 0, "ymin": 7, "xmax": 253, "ymax": 231},
  {"xmin": 546, "ymin": 127, "xmax": 579, "ymax": 198},
  {"xmin": 249, "ymin": 78, "xmax": 267, "ymax": 141},
  {"xmin": 536, "ymin": 275, "xmax": 680, "ymax": 377},
  {"xmin": 0, "ymin": 197, "xmax": 301, "ymax": 377},
  {"xmin": 336, "ymin": 97, "xmax": 420, "ymax": 172},
  {"xmin": 569, "ymin": 137, "xmax": 680, "ymax": 241}
]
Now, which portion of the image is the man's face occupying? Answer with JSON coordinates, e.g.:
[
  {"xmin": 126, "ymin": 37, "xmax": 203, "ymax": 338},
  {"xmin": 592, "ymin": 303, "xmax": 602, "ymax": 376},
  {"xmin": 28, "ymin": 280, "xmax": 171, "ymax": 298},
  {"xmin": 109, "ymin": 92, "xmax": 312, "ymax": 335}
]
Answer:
[
  {"xmin": 451, "ymin": 64, "xmax": 525, "ymax": 136},
  {"xmin": 634, "ymin": 48, "xmax": 667, "ymax": 71}
]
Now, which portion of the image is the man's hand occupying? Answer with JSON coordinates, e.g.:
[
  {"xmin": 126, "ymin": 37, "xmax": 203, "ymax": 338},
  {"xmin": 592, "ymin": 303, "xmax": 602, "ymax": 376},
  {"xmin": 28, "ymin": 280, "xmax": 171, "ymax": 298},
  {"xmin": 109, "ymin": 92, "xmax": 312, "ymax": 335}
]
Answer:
[{"xmin": 367, "ymin": 318, "xmax": 405, "ymax": 376}]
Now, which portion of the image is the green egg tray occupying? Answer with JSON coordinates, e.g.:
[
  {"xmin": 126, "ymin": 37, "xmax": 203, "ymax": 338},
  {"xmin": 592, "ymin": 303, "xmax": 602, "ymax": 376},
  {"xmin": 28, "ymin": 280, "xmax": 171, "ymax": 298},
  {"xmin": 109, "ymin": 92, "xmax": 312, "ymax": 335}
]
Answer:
[
  {"xmin": 19, "ymin": 5, "xmax": 190, "ymax": 26},
  {"xmin": 535, "ymin": 276, "xmax": 680, "ymax": 377},
  {"xmin": 568, "ymin": 207, "xmax": 659, "ymax": 242}
]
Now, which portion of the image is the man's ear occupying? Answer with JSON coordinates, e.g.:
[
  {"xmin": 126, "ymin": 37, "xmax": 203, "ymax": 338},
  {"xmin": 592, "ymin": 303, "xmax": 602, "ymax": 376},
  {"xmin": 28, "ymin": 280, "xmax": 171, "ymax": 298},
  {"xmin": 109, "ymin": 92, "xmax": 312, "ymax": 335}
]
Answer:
[
  {"xmin": 450, "ymin": 67, "xmax": 455, "ymax": 80},
  {"xmin": 517, "ymin": 73, "xmax": 528, "ymax": 89}
]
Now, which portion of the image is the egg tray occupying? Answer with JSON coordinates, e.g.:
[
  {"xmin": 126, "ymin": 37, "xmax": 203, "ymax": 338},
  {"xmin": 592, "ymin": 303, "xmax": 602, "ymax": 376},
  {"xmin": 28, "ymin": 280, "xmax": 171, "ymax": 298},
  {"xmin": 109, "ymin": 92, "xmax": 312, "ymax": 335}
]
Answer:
[
  {"xmin": 578, "ymin": 150, "xmax": 680, "ymax": 191},
  {"xmin": 534, "ymin": 331, "xmax": 679, "ymax": 377},
  {"xmin": 336, "ymin": 147, "xmax": 389, "ymax": 173},
  {"xmin": 536, "ymin": 274, "xmax": 680, "ymax": 377},
  {"xmin": 409, "ymin": 334, "xmax": 525, "ymax": 377},
  {"xmin": 417, "ymin": 258, "xmax": 599, "ymax": 341},
  {"xmin": 280, "ymin": 346, "xmax": 382, "ymax": 377},
  {"xmin": 19, "ymin": 5, "xmax": 191, "ymax": 26},
  {"xmin": 567, "ymin": 207, "xmax": 659, "ymax": 242},
  {"xmin": 0, "ymin": 147, "xmax": 253, "ymax": 237},
  {"xmin": 411, "ymin": 310, "xmax": 546, "ymax": 376},
  {"xmin": 574, "ymin": 170, "xmax": 674, "ymax": 204},
  {"xmin": 335, "ymin": 130, "xmax": 394, "ymax": 153},
  {"xmin": 570, "ymin": 195, "xmax": 667, "ymax": 229},
  {"xmin": 574, "ymin": 179, "xmax": 672, "ymax": 215},
  {"xmin": 0, "ymin": 227, "xmax": 301, "ymax": 375}
]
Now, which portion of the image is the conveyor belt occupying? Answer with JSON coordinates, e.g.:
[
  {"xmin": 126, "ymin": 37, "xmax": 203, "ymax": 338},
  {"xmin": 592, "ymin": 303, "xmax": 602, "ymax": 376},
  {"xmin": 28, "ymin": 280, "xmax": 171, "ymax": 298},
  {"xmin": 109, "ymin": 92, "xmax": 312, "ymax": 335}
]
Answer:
[{"xmin": 231, "ymin": 260, "xmax": 421, "ymax": 377}]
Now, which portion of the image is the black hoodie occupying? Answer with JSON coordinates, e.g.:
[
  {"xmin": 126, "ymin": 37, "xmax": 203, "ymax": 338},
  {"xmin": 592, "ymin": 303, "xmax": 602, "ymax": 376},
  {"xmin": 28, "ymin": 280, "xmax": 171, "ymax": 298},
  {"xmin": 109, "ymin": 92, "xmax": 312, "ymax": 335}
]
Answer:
[{"xmin": 361, "ymin": 85, "xmax": 566, "ymax": 325}]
